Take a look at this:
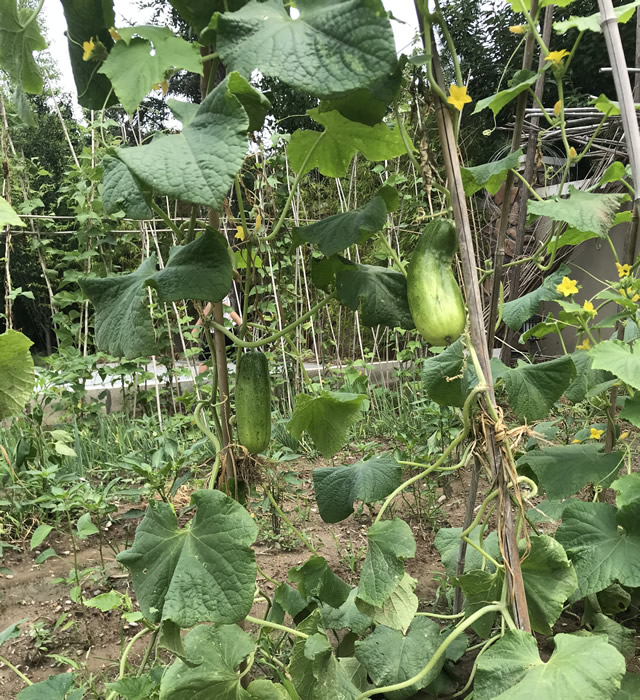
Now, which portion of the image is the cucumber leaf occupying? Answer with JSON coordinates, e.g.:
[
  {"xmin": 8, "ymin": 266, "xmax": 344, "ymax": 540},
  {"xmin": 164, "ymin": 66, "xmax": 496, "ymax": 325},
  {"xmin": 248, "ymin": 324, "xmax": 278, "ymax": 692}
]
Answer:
[
  {"xmin": 474, "ymin": 631, "xmax": 625, "ymax": 700},
  {"xmin": 313, "ymin": 454, "xmax": 403, "ymax": 523},
  {"xmin": 216, "ymin": 0, "xmax": 397, "ymax": 99},
  {"xmin": 116, "ymin": 490, "xmax": 258, "ymax": 627}
]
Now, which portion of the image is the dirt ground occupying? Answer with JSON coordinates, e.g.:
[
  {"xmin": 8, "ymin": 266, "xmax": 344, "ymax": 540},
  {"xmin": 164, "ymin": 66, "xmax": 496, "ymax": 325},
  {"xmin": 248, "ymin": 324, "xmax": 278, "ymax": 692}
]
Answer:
[{"xmin": 0, "ymin": 455, "xmax": 638, "ymax": 697}]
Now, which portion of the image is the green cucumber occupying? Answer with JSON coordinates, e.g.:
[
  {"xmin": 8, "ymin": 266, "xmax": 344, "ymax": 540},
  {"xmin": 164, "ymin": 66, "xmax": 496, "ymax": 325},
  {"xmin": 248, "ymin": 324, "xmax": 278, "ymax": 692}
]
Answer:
[
  {"xmin": 235, "ymin": 351, "xmax": 272, "ymax": 454},
  {"xmin": 407, "ymin": 219, "xmax": 466, "ymax": 346}
]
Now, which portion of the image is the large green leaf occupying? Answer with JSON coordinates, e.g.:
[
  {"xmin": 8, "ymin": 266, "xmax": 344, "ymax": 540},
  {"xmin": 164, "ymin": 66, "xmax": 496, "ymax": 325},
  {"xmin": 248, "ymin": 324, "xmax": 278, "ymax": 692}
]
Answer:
[
  {"xmin": 615, "ymin": 673, "xmax": 640, "ymax": 699},
  {"xmin": 473, "ymin": 69, "xmax": 540, "ymax": 117},
  {"xmin": 321, "ymin": 64, "xmax": 403, "ymax": 126},
  {"xmin": 453, "ymin": 569, "xmax": 503, "ymax": 638},
  {"xmin": 564, "ymin": 351, "xmax": 614, "ymax": 404},
  {"xmin": 268, "ymin": 582, "xmax": 308, "ymax": 625},
  {"xmin": 455, "ymin": 535, "xmax": 577, "ymax": 637},
  {"xmin": 528, "ymin": 187, "xmax": 625, "ymax": 238},
  {"xmin": 619, "ymin": 393, "xmax": 640, "ymax": 428},
  {"xmin": 297, "ymin": 195, "xmax": 387, "ymax": 257},
  {"xmin": 519, "ymin": 535, "xmax": 577, "ymax": 635},
  {"xmin": 60, "ymin": 0, "xmax": 116, "ymax": 110},
  {"xmin": 461, "ymin": 149, "xmax": 522, "ymax": 196},
  {"xmin": 0, "ymin": 0, "xmax": 46, "ymax": 122},
  {"xmin": 0, "ymin": 195, "xmax": 25, "ymax": 227},
  {"xmin": 508, "ymin": 0, "xmax": 574, "ymax": 11},
  {"xmin": 517, "ymin": 443, "xmax": 623, "ymax": 500},
  {"xmin": 80, "ymin": 255, "xmax": 158, "ymax": 359},
  {"xmin": 287, "ymin": 391, "xmax": 366, "ymax": 458},
  {"xmin": 116, "ymin": 73, "xmax": 269, "ymax": 209},
  {"xmin": 354, "ymin": 617, "xmax": 445, "ymax": 700},
  {"xmin": 0, "ymin": 330, "xmax": 35, "ymax": 420},
  {"xmin": 216, "ymin": 0, "xmax": 397, "ymax": 99},
  {"xmin": 146, "ymin": 229, "xmax": 232, "ymax": 303},
  {"xmin": 168, "ymin": 0, "xmax": 233, "ymax": 35},
  {"xmin": 0, "ymin": 0, "xmax": 45, "ymax": 93},
  {"xmin": 502, "ymin": 266, "xmax": 569, "ymax": 331},
  {"xmin": 288, "ymin": 556, "xmax": 351, "ymax": 609},
  {"xmin": 474, "ymin": 631, "xmax": 625, "ymax": 700},
  {"xmin": 106, "ymin": 676, "xmax": 157, "ymax": 700},
  {"xmin": 422, "ymin": 339, "xmax": 477, "ymax": 408},
  {"xmin": 580, "ymin": 613, "xmax": 637, "ymax": 660},
  {"xmin": 590, "ymin": 339, "xmax": 640, "ymax": 390},
  {"xmin": 289, "ymin": 611, "xmax": 362, "ymax": 700},
  {"xmin": 16, "ymin": 674, "xmax": 80, "ymax": 699},
  {"xmin": 354, "ymin": 574, "xmax": 418, "ymax": 633},
  {"xmin": 358, "ymin": 519, "xmax": 416, "ymax": 607},
  {"xmin": 116, "ymin": 489, "xmax": 258, "ymax": 627},
  {"xmin": 99, "ymin": 26, "xmax": 202, "ymax": 114},
  {"xmin": 312, "ymin": 454, "xmax": 402, "ymax": 523},
  {"xmin": 336, "ymin": 263, "xmax": 414, "ymax": 330},
  {"xmin": 493, "ymin": 356, "xmax": 576, "ymax": 422},
  {"xmin": 159, "ymin": 624, "xmax": 255, "ymax": 700},
  {"xmin": 288, "ymin": 109, "xmax": 406, "ymax": 178},
  {"xmin": 554, "ymin": 1, "xmax": 640, "ymax": 34},
  {"xmin": 102, "ymin": 156, "xmax": 152, "ymax": 220},
  {"xmin": 611, "ymin": 472, "xmax": 640, "ymax": 517},
  {"xmin": 555, "ymin": 502, "xmax": 640, "ymax": 597},
  {"xmin": 321, "ymin": 588, "xmax": 373, "ymax": 636},
  {"xmin": 434, "ymin": 526, "xmax": 500, "ymax": 577}
]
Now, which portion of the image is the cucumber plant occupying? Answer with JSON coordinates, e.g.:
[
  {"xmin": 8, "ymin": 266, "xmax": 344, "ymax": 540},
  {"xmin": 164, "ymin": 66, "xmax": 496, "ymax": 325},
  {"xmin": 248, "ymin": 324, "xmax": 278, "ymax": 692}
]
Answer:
[{"xmin": 1, "ymin": 0, "xmax": 640, "ymax": 698}]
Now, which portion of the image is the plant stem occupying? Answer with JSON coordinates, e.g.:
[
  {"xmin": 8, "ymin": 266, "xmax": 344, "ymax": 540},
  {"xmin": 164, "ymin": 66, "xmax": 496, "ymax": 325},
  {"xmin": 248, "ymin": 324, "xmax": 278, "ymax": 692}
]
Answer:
[
  {"xmin": 354, "ymin": 604, "xmax": 504, "ymax": 699},
  {"xmin": 151, "ymin": 202, "xmax": 183, "ymax": 241},
  {"xmin": 377, "ymin": 230, "xmax": 407, "ymax": 276},
  {"xmin": 105, "ymin": 627, "xmax": 151, "ymax": 700},
  {"xmin": 265, "ymin": 490, "xmax": 318, "ymax": 555},
  {"xmin": 209, "ymin": 293, "xmax": 337, "ymax": 348},
  {"xmin": 263, "ymin": 132, "xmax": 326, "ymax": 242},
  {"xmin": 0, "ymin": 655, "xmax": 32, "ymax": 686},
  {"xmin": 375, "ymin": 384, "xmax": 486, "ymax": 523},
  {"xmin": 245, "ymin": 615, "xmax": 309, "ymax": 639},
  {"xmin": 136, "ymin": 627, "xmax": 159, "ymax": 676}
]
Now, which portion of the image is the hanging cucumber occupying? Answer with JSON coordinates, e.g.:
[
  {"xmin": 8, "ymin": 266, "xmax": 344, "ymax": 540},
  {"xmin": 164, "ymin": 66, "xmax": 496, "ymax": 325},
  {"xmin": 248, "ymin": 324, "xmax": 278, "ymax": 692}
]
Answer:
[
  {"xmin": 407, "ymin": 219, "xmax": 466, "ymax": 346},
  {"xmin": 235, "ymin": 351, "xmax": 272, "ymax": 454}
]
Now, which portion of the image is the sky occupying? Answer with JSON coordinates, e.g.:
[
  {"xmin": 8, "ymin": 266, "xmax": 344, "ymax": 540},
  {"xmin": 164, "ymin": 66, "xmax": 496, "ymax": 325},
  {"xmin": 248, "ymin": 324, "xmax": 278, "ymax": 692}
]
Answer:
[{"xmin": 41, "ymin": 0, "xmax": 421, "ymax": 99}]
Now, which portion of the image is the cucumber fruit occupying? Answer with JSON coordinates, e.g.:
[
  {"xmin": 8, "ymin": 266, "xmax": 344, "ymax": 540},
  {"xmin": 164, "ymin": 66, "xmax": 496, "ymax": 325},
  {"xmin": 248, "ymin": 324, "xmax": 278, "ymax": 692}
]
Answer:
[
  {"xmin": 235, "ymin": 351, "xmax": 271, "ymax": 454},
  {"xmin": 407, "ymin": 219, "xmax": 466, "ymax": 345}
]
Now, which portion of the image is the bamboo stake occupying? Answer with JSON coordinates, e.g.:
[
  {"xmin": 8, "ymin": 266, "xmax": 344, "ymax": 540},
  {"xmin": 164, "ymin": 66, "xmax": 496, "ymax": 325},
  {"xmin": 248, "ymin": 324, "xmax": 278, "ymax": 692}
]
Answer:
[
  {"xmin": 599, "ymin": 0, "xmax": 640, "ymax": 197},
  {"xmin": 599, "ymin": 0, "xmax": 640, "ymax": 452},
  {"xmin": 502, "ymin": 5, "xmax": 554, "ymax": 364},
  {"xmin": 487, "ymin": 1, "xmax": 539, "ymax": 354},
  {"xmin": 415, "ymin": 4, "xmax": 531, "ymax": 632}
]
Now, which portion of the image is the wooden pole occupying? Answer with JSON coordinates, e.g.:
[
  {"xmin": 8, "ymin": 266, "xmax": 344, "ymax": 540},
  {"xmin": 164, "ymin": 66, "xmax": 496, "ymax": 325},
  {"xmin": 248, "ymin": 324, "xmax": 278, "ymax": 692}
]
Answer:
[
  {"xmin": 413, "ymin": 4, "xmax": 531, "ymax": 633},
  {"xmin": 487, "ymin": 0, "xmax": 539, "ymax": 354},
  {"xmin": 502, "ymin": 5, "xmax": 555, "ymax": 364},
  {"xmin": 599, "ymin": 0, "xmax": 640, "ymax": 452}
]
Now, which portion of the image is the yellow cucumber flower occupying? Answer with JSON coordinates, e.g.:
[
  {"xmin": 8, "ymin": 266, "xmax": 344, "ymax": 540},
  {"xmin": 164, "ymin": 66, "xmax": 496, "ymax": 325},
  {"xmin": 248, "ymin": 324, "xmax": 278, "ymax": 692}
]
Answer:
[
  {"xmin": 82, "ymin": 37, "xmax": 108, "ymax": 62},
  {"xmin": 509, "ymin": 25, "xmax": 526, "ymax": 34},
  {"xmin": 82, "ymin": 38, "xmax": 95, "ymax": 61},
  {"xmin": 556, "ymin": 276, "xmax": 578, "ymax": 297},
  {"xmin": 582, "ymin": 300, "xmax": 596, "ymax": 317},
  {"xmin": 448, "ymin": 84, "xmax": 472, "ymax": 111},
  {"xmin": 589, "ymin": 428, "xmax": 604, "ymax": 440},
  {"xmin": 545, "ymin": 49, "xmax": 570, "ymax": 66},
  {"xmin": 554, "ymin": 100, "xmax": 562, "ymax": 116},
  {"xmin": 616, "ymin": 262, "xmax": 631, "ymax": 278},
  {"xmin": 576, "ymin": 338, "xmax": 591, "ymax": 351}
]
